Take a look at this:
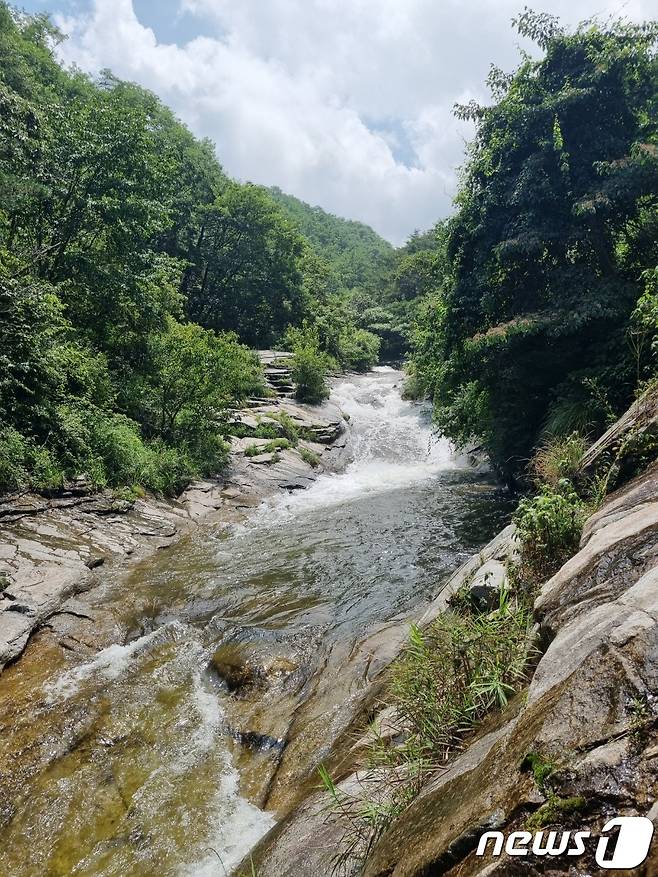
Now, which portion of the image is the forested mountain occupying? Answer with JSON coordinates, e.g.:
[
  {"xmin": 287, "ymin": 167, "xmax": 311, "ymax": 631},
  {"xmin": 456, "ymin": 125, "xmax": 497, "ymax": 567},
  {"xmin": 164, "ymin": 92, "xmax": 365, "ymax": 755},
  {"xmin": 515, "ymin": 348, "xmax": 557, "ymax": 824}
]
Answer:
[
  {"xmin": 409, "ymin": 13, "xmax": 658, "ymax": 483},
  {"xmin": 268, "ymin": 187, "xmax": 394, "ymax": 295},
  {"xmin": 4, "ymin": 1, "xmax": 654, "ymax": 500},
  {"xmin": 0, "ymin": 2, "xmax": 387, "ymax": 496},
  {"xmin": 269, "ymin": 188, "xmax": 448, "ymax": 362}
]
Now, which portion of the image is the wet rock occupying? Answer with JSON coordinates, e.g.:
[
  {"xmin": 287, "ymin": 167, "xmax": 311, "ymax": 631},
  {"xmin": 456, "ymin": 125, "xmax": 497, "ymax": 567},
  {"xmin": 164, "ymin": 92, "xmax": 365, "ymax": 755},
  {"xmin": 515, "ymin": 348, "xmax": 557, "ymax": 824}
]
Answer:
[
  {"xmin": 209, "ymin": 641, "xmax": 301, "ymax": 695},
  {"xmin": 265, "ymin": 656, "xmax": 298, "ymax": 677},
  {"xmin": 355, "ymin": 465, "xmax": 658, "ymax": 877},
  {"xmin": 230, "ymin": 728, "xmax": 287, "ymax": 753},
  {"xmin": 0, "ymin": 383, "xmax": 350, "ymax": 674},
  {"xmin": 244, "ymin": 785, "xmax": 355, "ymax": 877},
  {"xmin": 253, "ymin": 528, "xmax": 519, "ymax": 822},
  {"xmin": 210, "ymin": 644, "xmax": 263, "ymax": 693}
]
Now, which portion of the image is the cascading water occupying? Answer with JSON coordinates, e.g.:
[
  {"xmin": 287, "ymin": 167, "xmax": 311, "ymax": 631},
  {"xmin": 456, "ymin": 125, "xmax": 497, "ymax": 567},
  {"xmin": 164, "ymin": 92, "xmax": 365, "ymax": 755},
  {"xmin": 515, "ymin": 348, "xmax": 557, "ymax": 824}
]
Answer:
[
  {"xmin": 0, "ymin": 369, "xmax": 514, "ymax": 877},
  {"xmin": 256, "ymin": 366, "xmax": 459, "ymax": 516}
]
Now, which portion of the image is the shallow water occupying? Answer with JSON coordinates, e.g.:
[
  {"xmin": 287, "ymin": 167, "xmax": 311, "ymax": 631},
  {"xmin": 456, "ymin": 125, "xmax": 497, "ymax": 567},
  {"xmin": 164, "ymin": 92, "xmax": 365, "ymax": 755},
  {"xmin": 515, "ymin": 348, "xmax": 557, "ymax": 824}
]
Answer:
[{"xmin": 0, "ymin": 368, "xmax": 514, "ymax": 877}]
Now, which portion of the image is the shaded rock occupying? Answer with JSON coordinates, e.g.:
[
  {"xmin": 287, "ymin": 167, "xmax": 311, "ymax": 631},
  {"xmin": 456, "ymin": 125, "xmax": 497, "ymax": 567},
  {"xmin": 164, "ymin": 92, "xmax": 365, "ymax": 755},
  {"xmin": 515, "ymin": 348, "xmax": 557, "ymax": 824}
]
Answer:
[
  {"xmin": 6, "ymin": 603, "xmax": 33, "ymax": 615},
  {"xmin": 468, "ymin": 583, "xmax": 501, "ymax": 612},
  {"xmin": 453, "ymin": 555, "xmax": 510, "ymax": 612},
  {"xmin": 230, "ymin": 728, "xmax": 287, "ymax": 753},
  {"xmin": 580, "ymin": 386, "xmax": 658, "ymax": 477}
]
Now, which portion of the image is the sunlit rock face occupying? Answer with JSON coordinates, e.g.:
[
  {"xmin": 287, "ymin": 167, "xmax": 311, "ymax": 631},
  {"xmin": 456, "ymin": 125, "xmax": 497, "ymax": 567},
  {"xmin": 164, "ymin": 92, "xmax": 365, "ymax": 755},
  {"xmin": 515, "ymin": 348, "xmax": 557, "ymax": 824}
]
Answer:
[{"xmin": 359, "ymin": 465, "xmax": 658, "ymax": 877}]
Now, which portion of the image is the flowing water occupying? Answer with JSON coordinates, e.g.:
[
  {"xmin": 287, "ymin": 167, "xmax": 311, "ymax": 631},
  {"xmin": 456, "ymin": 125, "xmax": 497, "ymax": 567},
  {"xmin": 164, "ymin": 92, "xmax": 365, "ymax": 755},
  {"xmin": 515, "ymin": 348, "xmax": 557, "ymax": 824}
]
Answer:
[{"xmin": 0, "ymin": 368, "xmax": 514, "ymax": 877}]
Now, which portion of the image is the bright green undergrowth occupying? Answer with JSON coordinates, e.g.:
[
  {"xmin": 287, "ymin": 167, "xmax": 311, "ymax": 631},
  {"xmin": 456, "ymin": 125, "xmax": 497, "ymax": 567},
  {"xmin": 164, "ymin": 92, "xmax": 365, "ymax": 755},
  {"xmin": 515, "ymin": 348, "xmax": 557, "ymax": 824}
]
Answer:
[{"xmin": 244, "ymin": 438, "xmax": 291, "ymax": 457}]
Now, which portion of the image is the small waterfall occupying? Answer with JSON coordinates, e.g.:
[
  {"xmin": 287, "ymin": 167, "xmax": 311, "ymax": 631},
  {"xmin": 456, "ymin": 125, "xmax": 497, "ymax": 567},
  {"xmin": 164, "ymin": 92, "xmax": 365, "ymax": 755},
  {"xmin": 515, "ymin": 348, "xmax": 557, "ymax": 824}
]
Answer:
[{"xmin": 246, "ymin": 366, "xmax": 464, "ymax": 525}]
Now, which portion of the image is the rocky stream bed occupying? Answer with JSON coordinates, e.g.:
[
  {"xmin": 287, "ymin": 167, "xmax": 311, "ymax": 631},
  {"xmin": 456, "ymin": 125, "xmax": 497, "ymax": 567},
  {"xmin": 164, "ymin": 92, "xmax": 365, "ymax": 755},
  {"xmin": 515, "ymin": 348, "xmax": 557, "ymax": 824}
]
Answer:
[
  {"xmin": 0, "ymin": 368, "xmax": 513, "ymax": 877},
  {"xmin": 3, "ymin": 373, "xmax": 658, "ymax": 877}
]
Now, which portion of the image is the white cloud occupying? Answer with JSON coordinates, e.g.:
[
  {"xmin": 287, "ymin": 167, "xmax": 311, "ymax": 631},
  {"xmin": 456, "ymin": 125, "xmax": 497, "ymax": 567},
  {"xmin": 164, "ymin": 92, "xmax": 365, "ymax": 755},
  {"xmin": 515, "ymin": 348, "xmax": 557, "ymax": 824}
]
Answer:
[{"xmin": 54, "ymin": 0, "xmax": 654, "ymax": 244}]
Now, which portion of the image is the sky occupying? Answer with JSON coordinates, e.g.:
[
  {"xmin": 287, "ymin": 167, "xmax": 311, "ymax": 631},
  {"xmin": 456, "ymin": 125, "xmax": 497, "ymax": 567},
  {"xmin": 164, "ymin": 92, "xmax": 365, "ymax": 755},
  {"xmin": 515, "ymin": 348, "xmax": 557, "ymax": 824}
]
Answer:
[{"xmin": 17, "ymin": 0, "xmax": 655, "ymax": 244}]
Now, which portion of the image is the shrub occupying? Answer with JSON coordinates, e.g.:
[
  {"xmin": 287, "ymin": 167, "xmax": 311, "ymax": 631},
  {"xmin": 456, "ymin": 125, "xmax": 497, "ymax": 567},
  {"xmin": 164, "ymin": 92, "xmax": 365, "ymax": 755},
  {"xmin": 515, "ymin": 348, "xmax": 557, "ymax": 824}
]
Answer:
[
  {"xmin": 190, "ymin": 430, "xmax": 230, "ymax": 473},
  {"xmin": 401, "ymin": 364, "xmax": 426, "ymax": 401},
  {"xmin": 40, "ymin": 402, "xmax": 225, "ymax": 495},
  {"xmin": 226, "ymin": 421, "xmax": 280, "ymax": 440},
  {"xmin": 26, "ymin": 444, "xmax": 63, "ymax": 490},
  {"xmin": 530, "ymin": 433, "xmax": 587, "ymax": 488},
  {"xmin": 0, "ymin": 427, "xmax": 29, "ymax": 492},
  {"xmin": 513, "ymin": 481, "xmax": 585, "ymax": 582},
  {"xmin": 134, "ymin": 440, "xmax": 198, "ymax": 494},
  {"xmin": 291, "ymin": 345, "xmax": 330, "ymax": 404},
  {"xmin": 284, "ymin": 324, "xmax": 332, "ymax": 404},
  {"xmin": 244, "ymin": 438, "xmax": 290, "ymax": 457},
  {"xmin": 391, "ymin": 592, "xmax": 532, "ymax": 763},
  {"xmin": 113, "ymin": 485, "xmax": 145, "ymax": 503},
  {"xmin": 321, "ymin": 589, "xmax": 534, "ymax": 872},
  {"xmin": 0, "ymin": 427, "xmax": 65, "ymax": 493},
  {"xmin": 87, "ymin": 410, "xmax": 157, "ymax": 487},
  {"xmin": 144, "ymin": 319, "xmax": 266, "ymax": 440},
  {"xmin": 269, "ymin": 411, "xmax": 300, "ymax": 443},
  {"xmin": 337, "ymin": 328, "xmax": 380, "ymax": 372},
  {"xmin": 298, "ymin": 446, "xmax": 320, "ymax": 467}
]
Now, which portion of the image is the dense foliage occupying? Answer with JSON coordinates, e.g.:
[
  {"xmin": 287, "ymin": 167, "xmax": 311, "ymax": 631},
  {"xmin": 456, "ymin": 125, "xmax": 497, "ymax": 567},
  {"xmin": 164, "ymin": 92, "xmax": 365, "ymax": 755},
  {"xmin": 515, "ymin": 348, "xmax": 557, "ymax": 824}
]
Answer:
[
  {"xmin": 271, "ymin": 189, "xmax": 435, "ymax": 362},
  {"xmin": 411, "ymin": 14, "xmax": 658, "ymax": 482},
  {"xmin": 0, "ymin": 4, "xmax": 401, "ymax": 494},
  {"xmin": 269, "ymin": 187, "xmax": 394, "ymax": 295}
]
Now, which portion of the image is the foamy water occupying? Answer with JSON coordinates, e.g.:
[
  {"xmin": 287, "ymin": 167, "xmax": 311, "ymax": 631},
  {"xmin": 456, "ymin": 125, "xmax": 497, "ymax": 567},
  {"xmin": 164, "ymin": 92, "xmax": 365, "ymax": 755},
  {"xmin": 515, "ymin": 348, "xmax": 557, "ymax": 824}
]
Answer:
[{"xmin": 243, "ymin": 367, "xmax": 465, "ymax": 527}]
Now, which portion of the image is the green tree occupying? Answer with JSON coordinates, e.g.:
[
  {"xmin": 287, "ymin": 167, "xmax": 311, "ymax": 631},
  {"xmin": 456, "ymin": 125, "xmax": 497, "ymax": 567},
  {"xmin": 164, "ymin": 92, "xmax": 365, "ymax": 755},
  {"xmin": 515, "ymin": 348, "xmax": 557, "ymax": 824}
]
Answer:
[
  {"xmin": 183, "ymin": 183, "xmax": 305, "ymax": 347},
  {"xmin": 414, "ymin": 15, "xmax": 658, "ymax": 481},
  {"xmin": 142, "ymin": 319, "xmax": 264, "ymax": 441}
]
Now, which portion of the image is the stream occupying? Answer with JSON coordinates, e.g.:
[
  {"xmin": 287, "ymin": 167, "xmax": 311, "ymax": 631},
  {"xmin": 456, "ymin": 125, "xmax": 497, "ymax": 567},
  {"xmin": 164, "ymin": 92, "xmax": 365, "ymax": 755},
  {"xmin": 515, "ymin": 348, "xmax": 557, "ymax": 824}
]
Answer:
[{"xmin": 0, "ymin": 368, "xmax": 514, "ymax": 877}]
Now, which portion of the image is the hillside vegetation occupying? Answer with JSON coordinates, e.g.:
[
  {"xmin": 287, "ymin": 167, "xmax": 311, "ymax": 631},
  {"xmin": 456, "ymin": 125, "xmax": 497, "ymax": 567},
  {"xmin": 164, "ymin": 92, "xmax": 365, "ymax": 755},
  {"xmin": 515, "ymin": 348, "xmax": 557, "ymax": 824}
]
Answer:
[
  {"xmin": 272, "ymin": 188, "xmax": 442, "ymax": 361},
  {"xmin": 308, "ymin": 16, "xmax": 658, "ymax": 874},
  {"xmin": 408, "ymin": 12, "xmax": 658, "ymax": 483},
  {"xmin": 0, "ymin": 3, "xmax": 406, "ymax": 495},
  {"xmin": 4, "ymin": 3, "xmax": 655, "ymax": 500}
]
